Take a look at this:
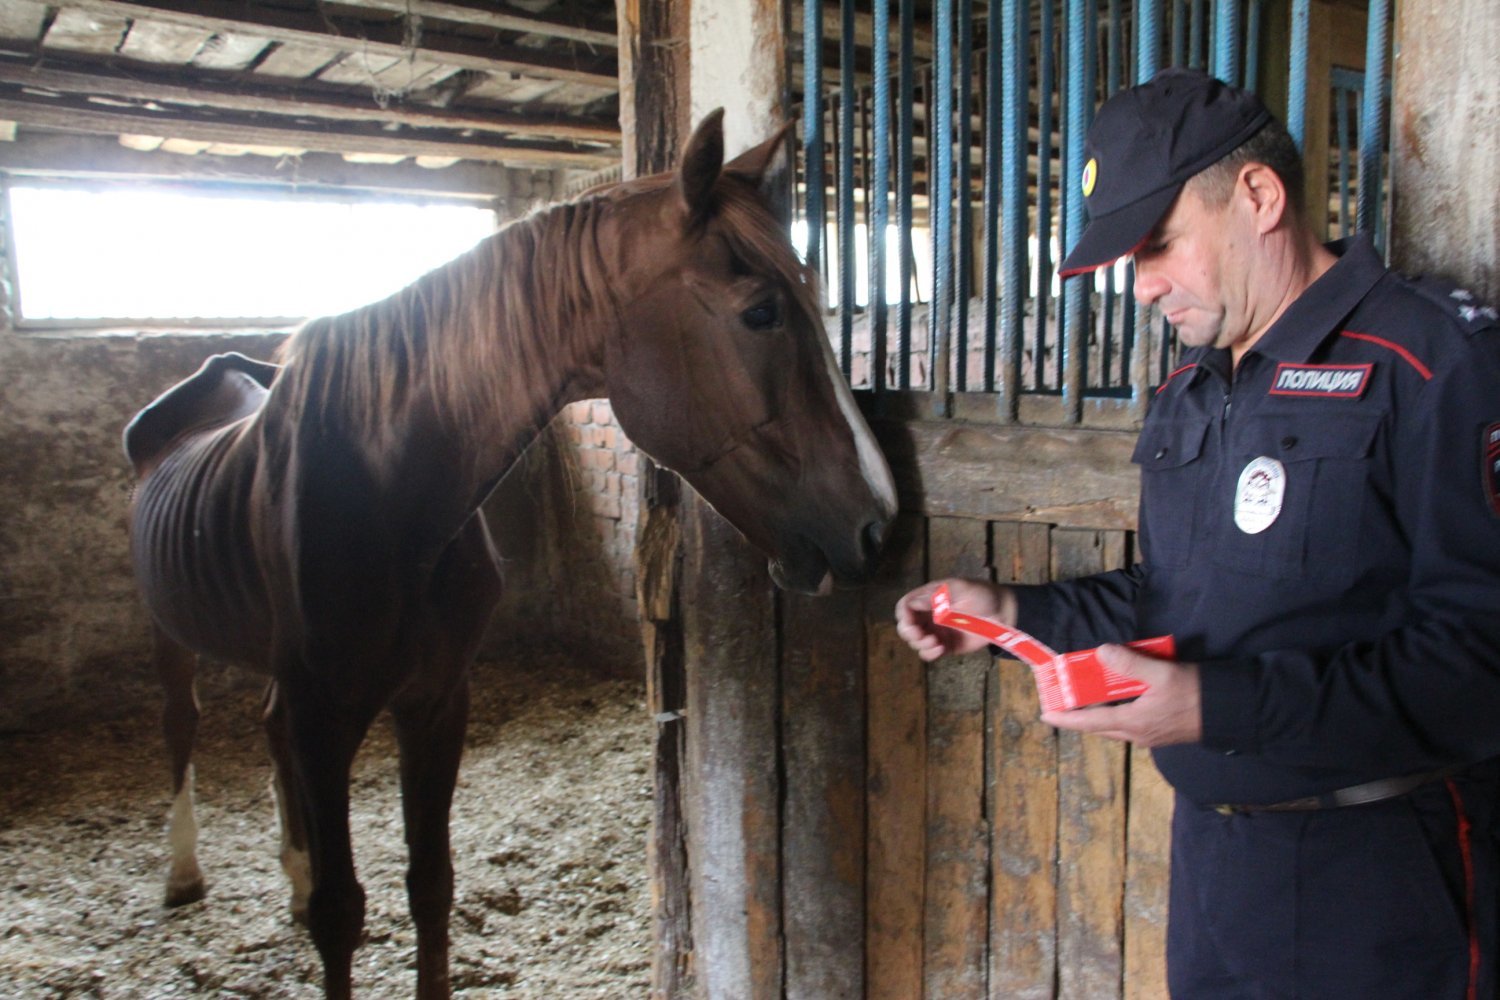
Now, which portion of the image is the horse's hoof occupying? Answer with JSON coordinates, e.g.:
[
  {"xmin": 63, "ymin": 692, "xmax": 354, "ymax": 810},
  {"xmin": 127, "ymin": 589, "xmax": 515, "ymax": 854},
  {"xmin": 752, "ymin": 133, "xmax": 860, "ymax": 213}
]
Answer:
[
  {"xmin": 164, "ymin": 878, "xmax": 207, "ymax": 907},
  {"xmin": 290, "ymin": 901, "xmax": 310, "ymax": 927}
]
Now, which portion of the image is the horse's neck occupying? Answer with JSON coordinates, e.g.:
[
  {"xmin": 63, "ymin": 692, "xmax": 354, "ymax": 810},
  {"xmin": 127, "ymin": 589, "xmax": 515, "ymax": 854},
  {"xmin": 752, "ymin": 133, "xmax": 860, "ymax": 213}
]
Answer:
[
  {"xmin": 431, "ymin": 200, "xmax": 615, "ymax": 488},
  {"xmin": 273, "ymin": 197, "xmax": 618, "ymax": 526}
]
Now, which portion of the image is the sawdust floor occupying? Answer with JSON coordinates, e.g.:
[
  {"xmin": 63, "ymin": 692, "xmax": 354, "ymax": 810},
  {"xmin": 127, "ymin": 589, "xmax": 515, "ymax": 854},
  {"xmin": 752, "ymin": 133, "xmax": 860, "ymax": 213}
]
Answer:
[{"xmin": 0, "ymin": 655, "xmax": 653, "ymax": 998}]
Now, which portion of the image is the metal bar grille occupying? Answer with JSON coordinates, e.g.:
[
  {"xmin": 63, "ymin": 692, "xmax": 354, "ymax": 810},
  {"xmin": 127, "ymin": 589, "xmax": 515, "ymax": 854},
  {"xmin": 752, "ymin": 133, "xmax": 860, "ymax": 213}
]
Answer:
[{"xmin": 795, "ymin": 0, "xmax": 1391, "ymax": 424}]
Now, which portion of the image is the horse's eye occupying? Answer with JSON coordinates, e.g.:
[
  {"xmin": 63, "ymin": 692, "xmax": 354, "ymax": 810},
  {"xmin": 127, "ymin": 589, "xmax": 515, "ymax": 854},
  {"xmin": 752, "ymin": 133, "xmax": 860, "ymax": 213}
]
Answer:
[{"xmin": 741, "ymin": 302, "xmax": 778, "ymax": 330}]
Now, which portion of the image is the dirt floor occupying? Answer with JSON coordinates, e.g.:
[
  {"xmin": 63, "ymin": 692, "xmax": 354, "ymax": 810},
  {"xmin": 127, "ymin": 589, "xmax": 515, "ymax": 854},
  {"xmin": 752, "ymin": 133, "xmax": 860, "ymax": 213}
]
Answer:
[{"xmin": 0, "ymin": 655, "xmax": 653, "ymax": 998}]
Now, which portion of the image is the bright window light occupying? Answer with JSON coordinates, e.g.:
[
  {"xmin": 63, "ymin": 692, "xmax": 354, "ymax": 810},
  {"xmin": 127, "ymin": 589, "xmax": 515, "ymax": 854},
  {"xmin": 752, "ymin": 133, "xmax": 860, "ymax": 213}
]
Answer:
[{"xmin": 6, "ymin": 184, "xmax": 498, "ymax": 325}]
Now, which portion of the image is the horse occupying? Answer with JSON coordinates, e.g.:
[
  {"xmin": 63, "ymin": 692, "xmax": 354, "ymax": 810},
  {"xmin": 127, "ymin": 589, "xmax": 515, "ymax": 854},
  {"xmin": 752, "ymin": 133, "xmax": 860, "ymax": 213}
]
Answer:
[{"xmin": 122, "ymin": 109, "xmax": 898, "ymax": 1000}]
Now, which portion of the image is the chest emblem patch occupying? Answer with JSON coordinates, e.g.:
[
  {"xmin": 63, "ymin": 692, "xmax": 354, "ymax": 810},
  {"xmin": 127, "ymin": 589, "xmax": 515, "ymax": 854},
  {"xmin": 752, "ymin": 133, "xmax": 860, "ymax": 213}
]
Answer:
[
  {"xmin": 1268, "ymin": 362, "xmax": 1372, "ymax": 398},
  {"xmin": 1234, "ymin": 457, "xmax": 1286, "ymax": 534},
  {"xmin": 1485, "ymin": 423, "xmax": 1500, "ymax": 518}
]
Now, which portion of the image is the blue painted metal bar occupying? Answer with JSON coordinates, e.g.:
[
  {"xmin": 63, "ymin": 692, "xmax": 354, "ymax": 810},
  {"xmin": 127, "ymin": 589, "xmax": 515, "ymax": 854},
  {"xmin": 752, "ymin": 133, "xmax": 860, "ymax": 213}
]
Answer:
[
  {"xmin": 1357, "ymin": 0, "xmax": 1389, "ymax": 242},
  {"xmin": 996, "ymin": 0, "xmax": 1027, "ymax": 412},
  {"xmin": 1190, "ymin": 0, "xmax": 1206, "ymax": 69},
  {"xmin": 1035, "ymin": 0, "xmax": 1055, "ymax": 391},
  {"xmin": 1062, "ymin": 0, "xmax": 1090, "ymax": 418},
  {"xmin": 801, "ymin": 0, "xmax": 824, "ymax": 277},
  {"xmin": 1102, "ymin": 0, "xmax": 1123, "ymax": 387},
  {"xmin": 1138, "ymin": 0, "xmax": 1162, "ymax": 80},
  {"xmin": 931, "ymin": 0, "xmax": 954, "ymax": 406},
  {"xmin": 1287, "ymin": 0, "xmax": 1309, "ymax": 150},
  {"xmin": 871, "ymin": 0, "xmax": 892, "ymax": 394},
  {"xmin": 1130, "ymin": 0, "xmax": 1161, "ymax": 417},
  {"xmin": 956, "ymin": 0, "xmax": 974, "ymax": 391},
  {"xmin": 1335, "ymin": 83, "xmax": 1351, "ymax": 236},
  {"xmin": 838, "ymin": 0, "xmax": 856, "ymax": 375},
  {"xmin": 1245, "ymin": 0, "xmax": 1263, "ymax": 92},
  {"xmin": 1172, "ymin": 0, "xmax": 1188, "ymax": 69},
  {"xmin": 897, "ymin": 0, "xmax": 915, "ymax": 389},
  {"xmin": 1214, "ymin": 0, "xmax": 1240, "ymax": 86},
  {"xmin": 982, "ymin": 0, "xmax": 1002, "ymax": 397}
]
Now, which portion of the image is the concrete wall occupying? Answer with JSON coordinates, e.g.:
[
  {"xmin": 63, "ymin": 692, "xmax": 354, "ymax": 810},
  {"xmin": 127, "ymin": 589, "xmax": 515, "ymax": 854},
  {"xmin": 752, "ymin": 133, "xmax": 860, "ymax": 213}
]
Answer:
[{"xmin": 0, "ymin": 325, "xmax": 646, "ymax": 732}]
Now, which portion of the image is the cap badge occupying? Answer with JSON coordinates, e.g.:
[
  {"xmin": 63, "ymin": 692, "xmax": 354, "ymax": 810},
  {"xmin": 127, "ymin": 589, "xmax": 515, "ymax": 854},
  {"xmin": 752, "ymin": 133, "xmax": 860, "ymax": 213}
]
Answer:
[
  {"xmin": 1081, "ymin": 157, "xmax": 1098, "ymax": 197},
  {"xmin": 1234, "ymin": 457, "xmax": 1285, "ymax": 534}
]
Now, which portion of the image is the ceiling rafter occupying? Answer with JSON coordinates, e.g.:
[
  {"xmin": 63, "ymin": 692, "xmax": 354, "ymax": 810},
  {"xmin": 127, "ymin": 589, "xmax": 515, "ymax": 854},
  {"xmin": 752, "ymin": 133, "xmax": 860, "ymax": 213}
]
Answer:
[{"xmin": 63, "ymin": 0, "xmax": 619, "ymax": 89}]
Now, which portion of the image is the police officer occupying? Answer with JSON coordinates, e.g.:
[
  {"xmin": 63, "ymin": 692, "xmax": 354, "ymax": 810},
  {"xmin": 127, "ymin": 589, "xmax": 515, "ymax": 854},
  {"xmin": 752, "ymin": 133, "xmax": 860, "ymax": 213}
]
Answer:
[{"xmin": 896, "ymin": 68, "xmax": 1500, "ymax": 998}]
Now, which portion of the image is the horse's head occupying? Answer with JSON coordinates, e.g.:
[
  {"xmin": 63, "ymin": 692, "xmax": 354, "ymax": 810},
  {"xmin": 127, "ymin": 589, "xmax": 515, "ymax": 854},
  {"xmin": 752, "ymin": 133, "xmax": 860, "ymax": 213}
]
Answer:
[{"xmin": 602, "ymin": 110, "xmax": 897, "ymax": 595}]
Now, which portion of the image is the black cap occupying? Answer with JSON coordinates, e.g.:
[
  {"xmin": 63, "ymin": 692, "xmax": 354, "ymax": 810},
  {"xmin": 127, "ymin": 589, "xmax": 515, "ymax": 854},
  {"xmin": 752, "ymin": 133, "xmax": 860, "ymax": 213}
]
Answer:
[{"xmin": 1059, "ymin": 68, "xmax": 1272, "ymax": 278}]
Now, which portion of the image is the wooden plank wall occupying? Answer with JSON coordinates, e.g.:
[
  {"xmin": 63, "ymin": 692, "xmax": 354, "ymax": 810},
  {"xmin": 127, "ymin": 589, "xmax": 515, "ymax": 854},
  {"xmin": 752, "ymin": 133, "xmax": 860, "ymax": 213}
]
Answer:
[
  {"xmin": 660, "ymin": 418, "xmax": 1175, "ymax": 999},
  {"xmin": 858, "ymin": 510, "xmax": 1172, "ymax": 1000}
]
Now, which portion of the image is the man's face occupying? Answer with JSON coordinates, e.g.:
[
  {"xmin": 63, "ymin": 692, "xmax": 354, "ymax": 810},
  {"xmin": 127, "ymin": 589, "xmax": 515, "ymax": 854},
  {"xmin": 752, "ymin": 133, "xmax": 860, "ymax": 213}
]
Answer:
[{"xmin": 1131, "ymin": 182, "xmax": 1253, "ymax": 351}]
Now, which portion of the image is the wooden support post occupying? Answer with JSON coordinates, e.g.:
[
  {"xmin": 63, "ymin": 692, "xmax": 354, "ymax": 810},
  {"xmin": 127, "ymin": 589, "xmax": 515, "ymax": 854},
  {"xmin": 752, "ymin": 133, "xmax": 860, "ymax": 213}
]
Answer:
[
  {"xmin": 619, "ymin": 1, "xmax": 692, "ymax": 996},
  {"xmin": 1390, "ymin": 0, "xmax": 1499, "ymax": 301}
]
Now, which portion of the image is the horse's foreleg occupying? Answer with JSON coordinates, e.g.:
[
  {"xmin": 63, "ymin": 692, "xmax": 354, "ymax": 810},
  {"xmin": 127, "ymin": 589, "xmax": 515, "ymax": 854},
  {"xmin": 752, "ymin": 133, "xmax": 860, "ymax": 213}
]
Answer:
[
  {"xmin": 280, "ymin": 672, "xmax": 372, "ymax": 1000},
  {"xmin": 393, "ymin": 676, "xmax": 471, "ymax": 1000},
  {"xmin": 155, "ymin": 625, "xmax": 206, "ymax": 907},
  {"xmin": 262, "ymin": 682, "xmax": 312, "ymax": 924}
]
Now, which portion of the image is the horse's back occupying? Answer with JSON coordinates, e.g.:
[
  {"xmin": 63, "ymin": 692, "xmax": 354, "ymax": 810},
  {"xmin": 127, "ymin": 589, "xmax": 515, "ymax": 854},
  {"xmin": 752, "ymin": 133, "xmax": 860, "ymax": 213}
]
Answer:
[
  {"xmin": 127, "ymin": 354, "xmax": 278, "ymax": 667},
  {"xmin": 125, "ymin": 352, "xmax": 279, "ymax": 477}
]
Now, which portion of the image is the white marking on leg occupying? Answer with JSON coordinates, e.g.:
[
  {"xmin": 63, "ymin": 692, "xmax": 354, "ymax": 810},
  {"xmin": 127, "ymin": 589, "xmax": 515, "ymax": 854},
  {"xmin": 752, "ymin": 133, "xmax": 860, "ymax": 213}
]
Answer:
[
  {"xmin": 270, "ymin": 771, "xmax": 312, "ymax": 921},
  {"xmin": 164, "ymin": 765, "xmax": 205, "ymax": 905}
]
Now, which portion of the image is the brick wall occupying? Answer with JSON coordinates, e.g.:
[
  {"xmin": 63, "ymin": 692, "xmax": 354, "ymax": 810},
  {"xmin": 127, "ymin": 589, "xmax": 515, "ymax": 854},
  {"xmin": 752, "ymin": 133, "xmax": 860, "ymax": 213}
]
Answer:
[{"xmin": 479, "ymin": 399, "xmax": 644, "ymax": 678}]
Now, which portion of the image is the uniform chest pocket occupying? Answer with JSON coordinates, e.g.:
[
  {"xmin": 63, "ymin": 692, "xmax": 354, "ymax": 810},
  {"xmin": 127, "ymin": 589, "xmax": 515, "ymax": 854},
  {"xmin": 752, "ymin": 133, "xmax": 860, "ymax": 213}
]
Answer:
[
  {"xmin": 1131, "ymin": 418, "xmax": 1210, "ymax": 569},
  {"xmin": 1211, "ymin": 414, "xmax": 1381, "ymax": 580}
]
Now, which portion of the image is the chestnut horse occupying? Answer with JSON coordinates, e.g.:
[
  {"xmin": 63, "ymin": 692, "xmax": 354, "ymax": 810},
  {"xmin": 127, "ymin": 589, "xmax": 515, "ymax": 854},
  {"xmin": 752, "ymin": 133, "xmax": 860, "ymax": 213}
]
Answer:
[{"xmin": 123, "ymin": 111, "xmax": 896, "ymax": 999}]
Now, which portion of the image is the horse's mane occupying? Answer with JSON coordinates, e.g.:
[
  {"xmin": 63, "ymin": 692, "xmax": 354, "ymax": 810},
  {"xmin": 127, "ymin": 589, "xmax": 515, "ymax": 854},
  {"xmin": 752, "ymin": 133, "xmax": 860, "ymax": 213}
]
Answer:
[
  {"xmin": 269, "ymin": 169, "xmax": 817, "ymax": 446},
  {"xmin": 273, "ymin": 191, "xmax": 614, "ymax": 443}
]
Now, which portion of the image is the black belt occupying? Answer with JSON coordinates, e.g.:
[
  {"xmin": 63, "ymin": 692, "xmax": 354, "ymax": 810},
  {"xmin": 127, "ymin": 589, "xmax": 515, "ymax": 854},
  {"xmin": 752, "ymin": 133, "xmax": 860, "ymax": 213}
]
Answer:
[{"xmin": 1210, "ymin": 769, "xmax": 1455, "ymax": 816}]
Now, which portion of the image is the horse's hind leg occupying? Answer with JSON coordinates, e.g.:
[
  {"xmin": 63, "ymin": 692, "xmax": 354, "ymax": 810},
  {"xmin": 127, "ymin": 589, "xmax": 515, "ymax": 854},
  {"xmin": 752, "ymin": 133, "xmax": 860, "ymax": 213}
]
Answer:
[
  {"xmin": 262, "ymin": 681, "xmax": 312, "ymax": 923},
  {"xmin": 278, "ymin": 670, "xmax": 376, "ymax": 1000},
  {"xmin": 155, "ymin": 625, "xmax": 206, "ymax": 907},
  {"xmin": 392, "ymin": 675, "xmax": 471, "ymax": 1000}
]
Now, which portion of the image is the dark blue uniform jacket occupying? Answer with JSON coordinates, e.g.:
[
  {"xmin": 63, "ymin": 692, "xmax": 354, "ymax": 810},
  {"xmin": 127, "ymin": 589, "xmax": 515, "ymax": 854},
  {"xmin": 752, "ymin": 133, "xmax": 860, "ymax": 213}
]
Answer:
[{"xmin": 1012, "ymin": 236, "xmax": 1500, "ymax": 806}]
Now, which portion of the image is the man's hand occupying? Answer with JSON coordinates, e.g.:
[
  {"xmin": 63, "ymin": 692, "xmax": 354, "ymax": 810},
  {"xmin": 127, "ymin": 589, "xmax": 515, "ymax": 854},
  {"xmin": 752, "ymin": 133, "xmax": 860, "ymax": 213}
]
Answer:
[
  {"xmin": 894, "ymin": 578, "xmax": 1015, "ymax": 662},
  {"xmin": 1041, "ymin": 643, "xmax": 1203, "ymax": 747}
]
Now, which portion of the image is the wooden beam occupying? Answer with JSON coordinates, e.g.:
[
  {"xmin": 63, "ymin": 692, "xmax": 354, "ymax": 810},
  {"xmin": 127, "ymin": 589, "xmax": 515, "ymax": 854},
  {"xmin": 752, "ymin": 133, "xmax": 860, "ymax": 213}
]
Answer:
[
  {"xmin": 350, "ymin": 0, "xmax": 618, "ymax": 49},
  {"xmin": 873, "ymin": 419, "xmax": 1141, "ymax": 528},
  {"xmin": 0, "ymin": 60, "xmax": 620, "ymax": 144},
  {"xmin": 65, "ymin": 0, "xmax": 618, "ymax": 89},
  {"xmin": 0, "ymin": 95, "xmax": 617, "ymax": 167},
  {"xmin": 0, "ymin": 131, "xmax": 529, "ymax": 200}
]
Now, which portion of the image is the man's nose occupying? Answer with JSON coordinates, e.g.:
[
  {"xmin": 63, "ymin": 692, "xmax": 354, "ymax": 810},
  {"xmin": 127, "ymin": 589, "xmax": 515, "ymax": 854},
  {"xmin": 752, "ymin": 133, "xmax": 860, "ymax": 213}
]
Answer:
[{"xmin": 1132, "ymin": 262, "xmax": 1166, "ymax": 306}]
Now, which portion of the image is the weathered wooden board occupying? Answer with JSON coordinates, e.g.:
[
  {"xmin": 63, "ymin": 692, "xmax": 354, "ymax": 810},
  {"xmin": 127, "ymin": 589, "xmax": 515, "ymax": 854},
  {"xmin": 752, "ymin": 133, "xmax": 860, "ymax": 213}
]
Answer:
[
  {"xmin": 1124, "ymin": 750, "xmax": 1173, "ymax": 1000},
  {"xmin": 865, "ymin": 513, "xmax": 927, "ymax": 1000},
  {"xmin": 43, "ymin": 9, "xmax": 129, "ymax": 55},
  {"xmin": 1052, "ymin": 530, "xmax": 1130, "ymax": 1000},
  {"xmin": 875, "ymin": 420, "xmax": 1139, "ymax": 528},
  {"xmin": 923, "ymin": 517, "xmax": 992, "ymax": 999},
  {"xmin": 118, "ymin": 19, "xmax": 209, "ymax": 64},
  {"xmin": 681, "ymin": 494, "xmax": 782, "ymax": 1000},
  {"xmin": 989, "ymin": 520, "xmax": 1060, "ymax": 999},
  {"xmin": 782, "ymin": 586, "xmax": 867, "ymax": 1000},
  {"xmin": 0, "ymin": 1, "xmax": 48, "ymax": 43},
  {"xmin": 1392, "ymin": 0, "xmax": 1500, "ymax": 302}
]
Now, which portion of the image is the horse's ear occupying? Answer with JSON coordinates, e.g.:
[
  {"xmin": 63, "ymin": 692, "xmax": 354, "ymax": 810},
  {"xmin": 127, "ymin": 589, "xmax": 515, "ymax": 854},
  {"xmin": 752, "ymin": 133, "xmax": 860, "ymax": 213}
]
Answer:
[
  {"xmin": 678, "ymin": 108, "xmax": 726, "ymax": 226},
  {"xmin": 724, "ymin": 121, "xmax": 795, "ymax": 223}
]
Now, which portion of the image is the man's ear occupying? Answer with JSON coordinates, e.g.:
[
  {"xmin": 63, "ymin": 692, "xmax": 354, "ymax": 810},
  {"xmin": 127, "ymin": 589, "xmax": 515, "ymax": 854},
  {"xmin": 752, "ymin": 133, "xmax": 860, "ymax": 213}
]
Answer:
[
  {"xmin": 724, "ymin": 121, "xmax": 795, "ymax": 222},
  {"xmin": 1239, "ymin": 162, "xmax": 1289, "ymax": 235},
  {"xmin": 678, "ymin": 108, "xmax": 726, "ymax": 227}
]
